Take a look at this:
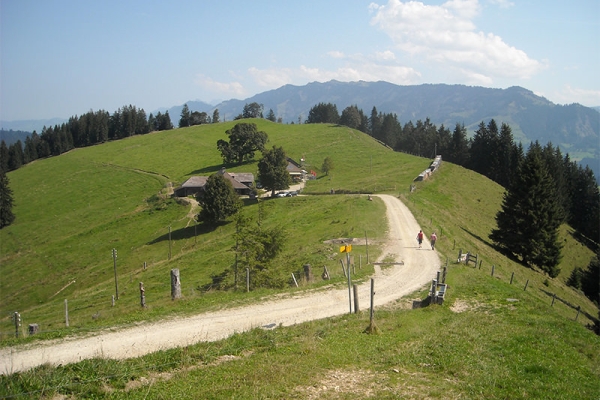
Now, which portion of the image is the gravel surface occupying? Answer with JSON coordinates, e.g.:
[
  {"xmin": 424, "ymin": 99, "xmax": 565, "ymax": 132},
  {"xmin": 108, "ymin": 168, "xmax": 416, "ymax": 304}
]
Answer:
[{"xmin": 0, "ymin": 194, "xmax": 441, "ymax": 375}]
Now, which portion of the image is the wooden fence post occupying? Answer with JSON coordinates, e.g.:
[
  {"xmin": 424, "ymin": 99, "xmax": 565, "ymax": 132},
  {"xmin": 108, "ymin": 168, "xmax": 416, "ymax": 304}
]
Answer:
[
  {"xmin": 491, "ymin": 265, "xmax": 495, "ymax": 277},
  {"xmin": 575, "ymin": 306, "xmax": 581, "ymax": 321},
  {"xmin": 171, "ymin": 269, "xmax": 181, "ymax": 300},
  {"xmin": 353, "ymin": 284, "xmax": 359, "ymax": 313},
  {"xmin": 303, "ymin": 264, "xmax": 312, "ymax": 283},
  {"xmin": 292, "ymin": 273, "xmax": 298, "ymax": 287},
  {"xmin": 510, "ymin": 272, "xmax": 514, "ymax": 285},
  {"xmin": 246, "ymin": 268, "xmax": 250, "ymax": 292},
  {"xmin": 65, "ymin": 299, "xmax": 69, "ymax": 327},
  {"xmin": 551, "ymin": 293, "xmax": 556, "ymax": 307},
  {"xmin": 139, "ymin": 282, "xmax": 146, "ymax": 308},
  {"xmin": 524, "ymin": 279, "xmax": 529, "ymax": 291}
]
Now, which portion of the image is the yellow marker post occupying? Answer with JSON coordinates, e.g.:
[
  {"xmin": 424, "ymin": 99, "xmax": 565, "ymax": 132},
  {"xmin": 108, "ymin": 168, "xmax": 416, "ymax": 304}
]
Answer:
[{"xmin": 340, "ymin": 244, "xmax": 353, "ymax": 313}]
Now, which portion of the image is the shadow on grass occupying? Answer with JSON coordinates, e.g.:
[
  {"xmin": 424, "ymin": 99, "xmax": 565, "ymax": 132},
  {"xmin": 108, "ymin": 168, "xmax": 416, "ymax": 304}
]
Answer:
[
  {"xmin": 188, "ymin": 160, "xmax": 255, "ymax": 176},
  {"xmin": 460, "ymin": 226, "xmax": 495, "ymax": 249},
  {"xmin": 147, "ymin": 221, "xmax": 231, "ymax": 244}
]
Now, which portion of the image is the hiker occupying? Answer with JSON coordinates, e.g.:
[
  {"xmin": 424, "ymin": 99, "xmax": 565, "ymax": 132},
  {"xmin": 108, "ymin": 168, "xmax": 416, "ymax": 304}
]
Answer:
[
  {"xmin": 430, "ymin": 232, "xmax": 437, "ymax": 250},
  {"xmin": 416, "ymin": 230, "xmax": 424, "ymax": 248}
]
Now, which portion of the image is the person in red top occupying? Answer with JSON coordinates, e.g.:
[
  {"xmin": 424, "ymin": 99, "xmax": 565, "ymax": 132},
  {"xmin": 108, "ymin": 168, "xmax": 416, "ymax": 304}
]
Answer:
[
  {"xmin": 430, "ymin": 232, "xmax": 437, "ymax": 250},
  {"xmin": 416, "ymin": 230, "xmax": 424, "ymax": 248}
]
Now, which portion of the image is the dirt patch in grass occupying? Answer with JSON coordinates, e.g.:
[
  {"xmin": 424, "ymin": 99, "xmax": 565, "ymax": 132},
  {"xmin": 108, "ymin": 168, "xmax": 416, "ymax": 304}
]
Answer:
[{"xmin": 294, "ymin": 368, "xmax": 383, "ymax": 399}]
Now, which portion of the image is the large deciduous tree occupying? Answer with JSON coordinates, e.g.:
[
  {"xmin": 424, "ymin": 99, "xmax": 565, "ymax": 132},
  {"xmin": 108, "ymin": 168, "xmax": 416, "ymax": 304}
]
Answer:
[
  {"xmin": 217, "ymin": 122, "xmax": 268, "ymax": 165},
  {"xmin": 258, "ymin": 146, "xmax": 291, "ymax": 197},
  {"xmin": 242, "ymin": 102, "xmax": 264, "ymax": 119},
  {"xmin": 490, "ymin": 142, "xmax": 563, "ymax": 277},
  {"xmin": 196, "ymin": 174, "xmax": 242, "ymax": 224}
]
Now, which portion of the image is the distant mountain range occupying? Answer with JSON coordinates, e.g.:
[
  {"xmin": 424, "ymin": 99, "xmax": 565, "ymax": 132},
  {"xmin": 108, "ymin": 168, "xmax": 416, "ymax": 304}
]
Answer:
[{"xmin": 2, "ymin": 80, "xmax": 598, "ymax": 164}]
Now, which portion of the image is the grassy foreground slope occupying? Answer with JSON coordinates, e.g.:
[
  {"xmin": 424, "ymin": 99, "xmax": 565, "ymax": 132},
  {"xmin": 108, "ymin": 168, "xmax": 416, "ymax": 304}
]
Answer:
[{"xmin": 1, "ymin": 120, "xmax": 598, "ymax": 398}]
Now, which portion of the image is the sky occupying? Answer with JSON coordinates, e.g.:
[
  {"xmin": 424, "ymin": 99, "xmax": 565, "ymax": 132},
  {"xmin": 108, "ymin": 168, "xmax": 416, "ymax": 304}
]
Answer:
[{"xmin": 1, "ymin": 0, "xmax": 599, "ymax": 121}]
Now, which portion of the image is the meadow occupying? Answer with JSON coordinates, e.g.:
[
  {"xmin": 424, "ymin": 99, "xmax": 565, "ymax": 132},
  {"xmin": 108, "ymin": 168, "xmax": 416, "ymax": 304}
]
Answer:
[{"xmin": 1, "ymin": 120, "xmax": 598, "ymax": 398}]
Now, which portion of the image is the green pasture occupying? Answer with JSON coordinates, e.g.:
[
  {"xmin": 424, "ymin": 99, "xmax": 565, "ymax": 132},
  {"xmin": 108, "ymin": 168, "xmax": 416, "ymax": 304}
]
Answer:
[{"xmin": 1, "ymin": 120, "xmax": 598, "ymax": 398}]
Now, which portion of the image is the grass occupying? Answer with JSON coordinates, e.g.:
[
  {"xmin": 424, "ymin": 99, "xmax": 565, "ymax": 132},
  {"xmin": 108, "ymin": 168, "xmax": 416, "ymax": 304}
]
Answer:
[{"xmin": 1, "ymin": 120, "xmax": 598, "ymax": 398}]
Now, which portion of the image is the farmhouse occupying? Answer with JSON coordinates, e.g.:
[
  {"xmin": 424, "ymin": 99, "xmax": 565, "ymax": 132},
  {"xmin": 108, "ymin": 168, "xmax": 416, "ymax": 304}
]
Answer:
[
  {"xmin": 174, "ymin": 167, "xmax": 254, "ymax": 197},
  {"xmin": 286, "ymin": 157, "xmax": 306, "ymax": 182}
]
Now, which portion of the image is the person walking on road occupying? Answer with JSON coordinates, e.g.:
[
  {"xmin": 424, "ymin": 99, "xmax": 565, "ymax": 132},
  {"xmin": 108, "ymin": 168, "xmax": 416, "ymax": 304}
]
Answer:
[
  {"xmin": 430, "ymin": 232, "xmax": 437, "ymax": 250},
  {"xmin": 416, "ymin": 230, "xmax": 424, "ymax": 248}
]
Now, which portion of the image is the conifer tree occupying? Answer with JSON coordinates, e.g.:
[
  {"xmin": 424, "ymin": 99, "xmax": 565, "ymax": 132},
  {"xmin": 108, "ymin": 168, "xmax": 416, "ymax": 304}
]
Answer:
[
  {"xmin": 490, "ymin": 142, "xmax": 563, "ymax": 277},
  {"xmin": 0, "ymin": 170, "xmax": 15, "ymax": 229}
]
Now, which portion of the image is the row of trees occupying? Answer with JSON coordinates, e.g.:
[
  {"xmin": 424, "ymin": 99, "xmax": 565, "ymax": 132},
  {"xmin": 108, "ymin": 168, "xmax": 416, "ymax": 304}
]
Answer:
[
  {"xmin": 178, "ymin": 104, "xmax": 220, "ymax": 128},
  {"xmin": 306, "ymin": 103, "xmax": 599, "ymax": 245},
  {"xmin": 0, "ymin": 106, "xmax": 176, "ymax": 173}
]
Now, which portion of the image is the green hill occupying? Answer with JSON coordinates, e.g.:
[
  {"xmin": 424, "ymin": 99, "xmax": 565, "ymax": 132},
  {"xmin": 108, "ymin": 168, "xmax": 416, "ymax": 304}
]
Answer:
[{"xmin": 1, "ymin": 120, "xmax": 598, "ymax": 398}]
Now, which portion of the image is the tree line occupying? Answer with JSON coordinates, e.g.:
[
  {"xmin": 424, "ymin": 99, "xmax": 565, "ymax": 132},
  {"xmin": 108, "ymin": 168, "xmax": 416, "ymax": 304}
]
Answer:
[{"xmin": 306, "ymin": 102, "xmax": 599, "ymax": 245}]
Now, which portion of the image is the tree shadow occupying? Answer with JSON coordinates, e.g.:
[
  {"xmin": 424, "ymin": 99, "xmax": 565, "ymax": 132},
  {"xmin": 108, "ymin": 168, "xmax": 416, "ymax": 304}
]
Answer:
[
  {"xmin": 459, "ymin": 226, "xmax": 495, "ymax": 249},
  {"xmin": 147, "ymin": 220, "xmax": 231, "ymax": 244},
  {"xmin": 188, "ymin": 160, "xmax": 256, "ymax": 176},
  {"xmin": 568, "ymin": 228, "xmax": 599, "ymax": 252}
]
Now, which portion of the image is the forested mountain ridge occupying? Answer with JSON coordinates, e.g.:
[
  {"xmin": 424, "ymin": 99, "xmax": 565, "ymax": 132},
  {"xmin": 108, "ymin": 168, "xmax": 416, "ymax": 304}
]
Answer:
[{"xmin": 210, "ymin": 81, "xmax": 598, "ymax": 154}]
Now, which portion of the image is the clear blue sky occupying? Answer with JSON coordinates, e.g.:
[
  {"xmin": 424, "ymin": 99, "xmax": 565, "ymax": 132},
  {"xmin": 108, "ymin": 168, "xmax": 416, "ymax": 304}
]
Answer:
[{"xmin": 1, "ymin": 0, "xmax": 598, "ymax": 121}]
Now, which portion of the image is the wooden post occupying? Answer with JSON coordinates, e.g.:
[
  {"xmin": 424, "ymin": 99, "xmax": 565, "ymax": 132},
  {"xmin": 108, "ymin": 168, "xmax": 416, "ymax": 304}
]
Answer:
[
  {"xmin": 442, "ymin": 267, "xmax": 447, "ymax": 283},
  {"xmin": 246, "ymin": 268, "xmax": 250, "ymax": 292},
  {"xmin": 112, "ymin": 248, "xmax": 119, "ymax": 300},
  {"xmin": 340, "ymin": 259, "xmax": 346, "ymax": 277},
  {"xmin": 479, "ymin": 259, "xmax": 482, "ymax": 269},
  {"xmin": 139, "ymin": 282, "xmax": 146, "ymax": 307},
  {"xmin": 322, "ymin": 265, "xmax": 330, "ymax": 280},
  {"xmin": 143, "ymin": 261, "xmax": 147, "ymax": 270},
  {"xmin": 524, "ymin": 279, "xmax": 529, "ymax": 291},
  {"xmin": 551, "ymin": 293, "xmax": 556, "ymax": 307},
  {"xmin": 491, "ymin": 265, "xmax": 495, "ymax": 277},
  {"xmin": 575, "ymin": 306, "xmax": 581, "ymax": 321},
  {"xmin": 168, "ymin": 225, "xmax": 172, "ymax": 260},
  {"xmin": 365, "ymin": 231, "xmax": 369, "ymax": 264},
  {"xmin": 368, "ymin": 278, "xmax": 375, "ymax": 327},
  {"xmin": 303, "ymin": 264, "xmax": 312, "ymax": 283},
  {"xmin": 510, "ymin": 272, "xmax": 514, "ymax": 285},
  {"xmin": 171, "ymin": 269, "xmax": 181, "ymax": 300},
  {"xmin": 65, "ymin": 299, "xmax": 69, "ymax": 327},
  {"xmin": 453, "ymin": 239, "xmax": 456, "ymax": 250},
  {"xmin": 112, "ymin": 295, "xmax": 115, "ymax": 307},
  {"xmin": 13, "ymin": 312, "xmax": 21, "ymax": 338},
  {"xmin": 346, "ymin": 252, "xmax": 352, "ymax": 314},
  {"xmin": 292, "ymin": 273, "xmax": 298, "ymax": 287},
  {"xmin": 436, "ymin": 271, "xmax": 440, "ymax": 282},
  {"xmin": 353, "ymin": 284, "xmax": 359, "ymax": 313}
]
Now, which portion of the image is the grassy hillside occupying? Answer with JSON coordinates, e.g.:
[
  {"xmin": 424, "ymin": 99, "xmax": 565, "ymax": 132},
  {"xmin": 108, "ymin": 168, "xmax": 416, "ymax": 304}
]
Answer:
[{"xmin": 1, "ymin": 120, "xmax": 598, "ymax": 398}]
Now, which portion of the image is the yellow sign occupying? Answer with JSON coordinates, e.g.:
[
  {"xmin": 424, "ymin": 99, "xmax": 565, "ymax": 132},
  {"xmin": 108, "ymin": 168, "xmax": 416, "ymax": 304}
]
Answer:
[{"xmin": 340, "ymin": 244, "xmax": 352, "ymax": 253}]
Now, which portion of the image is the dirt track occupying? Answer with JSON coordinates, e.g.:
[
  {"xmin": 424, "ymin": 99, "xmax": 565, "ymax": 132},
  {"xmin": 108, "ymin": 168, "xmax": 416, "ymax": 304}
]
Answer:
[{"xmin": 0, "ymin": 195, "xmax": 441, "ymax": 375}]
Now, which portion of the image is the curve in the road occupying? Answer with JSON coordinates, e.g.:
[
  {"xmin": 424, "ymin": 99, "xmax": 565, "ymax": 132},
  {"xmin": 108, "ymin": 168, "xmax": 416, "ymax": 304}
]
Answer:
[{"xmin": 0, "ymin": 194, "xmax": 440, "ymax": 375}]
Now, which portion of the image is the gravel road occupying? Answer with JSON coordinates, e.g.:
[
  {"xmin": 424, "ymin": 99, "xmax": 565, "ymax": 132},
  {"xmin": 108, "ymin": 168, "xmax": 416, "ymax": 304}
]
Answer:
[{"xmin": 0, "ymin": 194, "xmax": 441, "ymax": 375}]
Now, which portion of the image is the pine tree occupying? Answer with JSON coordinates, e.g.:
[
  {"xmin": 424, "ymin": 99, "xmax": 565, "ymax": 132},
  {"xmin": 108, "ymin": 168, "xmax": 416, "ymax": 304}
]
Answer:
[
  {"xmin": 179, "ymin": 104, "xmax": 191, "ymax": 128},
  {"xmin": 0, "ymin": 170, "xmax": 16, "ymax": 229},
  {"xmin": 490, "ymin": 142, "xmax": 563, "ymax": 277}
]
